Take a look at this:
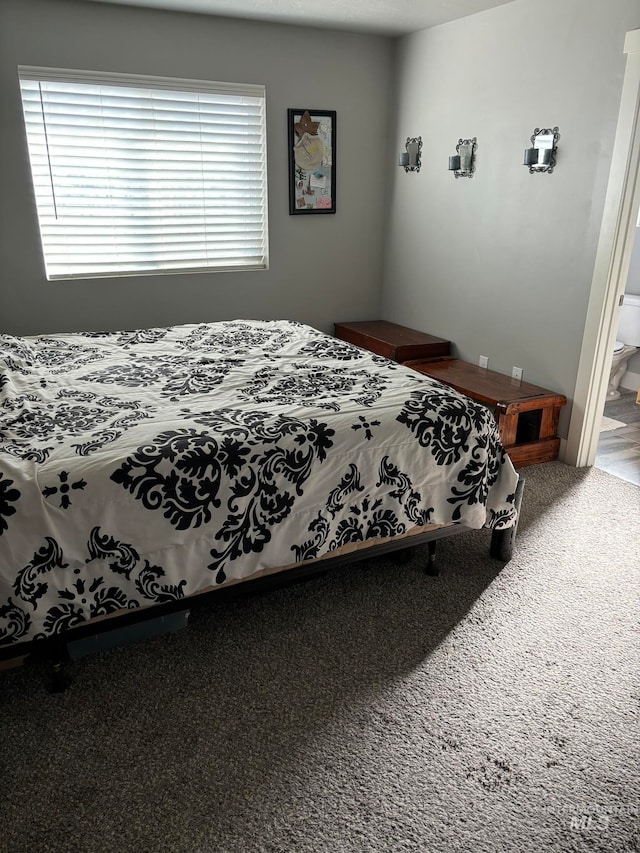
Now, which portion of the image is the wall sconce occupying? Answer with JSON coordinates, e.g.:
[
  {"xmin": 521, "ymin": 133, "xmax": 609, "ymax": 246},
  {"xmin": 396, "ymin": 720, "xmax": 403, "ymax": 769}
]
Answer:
[
  {"xmin": 398, "ymin": 137, "xmax": 422, "ymax": 172},
  {"xmin": 448, "ymin": 138, "xmax": 477, "ymax": 178},
  {"xmin": 523, "ymin": 127, "xmax": 560, "ymax": 173}
]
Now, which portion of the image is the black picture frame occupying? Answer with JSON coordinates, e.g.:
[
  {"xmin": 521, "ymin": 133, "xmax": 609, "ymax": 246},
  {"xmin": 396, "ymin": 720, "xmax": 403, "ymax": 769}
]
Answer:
[{"xmin": 287, "ymin": 108, "xmax": 336, "ymax": 215}]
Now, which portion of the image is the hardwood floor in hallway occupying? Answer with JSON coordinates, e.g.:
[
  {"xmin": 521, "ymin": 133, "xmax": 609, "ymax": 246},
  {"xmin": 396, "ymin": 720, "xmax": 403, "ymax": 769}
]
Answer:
[{"xmin": 595, "ymin": 389, "xmax": 640, "ymax": 486}]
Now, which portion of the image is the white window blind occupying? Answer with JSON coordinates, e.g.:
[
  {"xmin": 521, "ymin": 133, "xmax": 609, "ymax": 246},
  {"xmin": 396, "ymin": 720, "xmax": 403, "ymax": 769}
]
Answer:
[{"xmin": 18, "ymin": 67, "xmax": 268, "ymax": 280}]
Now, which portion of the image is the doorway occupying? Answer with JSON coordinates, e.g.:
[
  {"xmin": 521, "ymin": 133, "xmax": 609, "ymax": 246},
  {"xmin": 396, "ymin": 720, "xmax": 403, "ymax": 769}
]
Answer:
[
  {"xmin": 594, "ymin": 213, "xmax": 640, "ymax": 485},
  {"xmin": 565, "ymin": 29, "xmax": 640, "ymax": 471}
]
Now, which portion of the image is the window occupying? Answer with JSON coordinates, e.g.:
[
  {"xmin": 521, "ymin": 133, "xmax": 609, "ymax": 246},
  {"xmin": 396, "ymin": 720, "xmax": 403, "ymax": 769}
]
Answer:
[{"xmin": 18, "ymin": 67, "xmax": 268, "ymax": 280}]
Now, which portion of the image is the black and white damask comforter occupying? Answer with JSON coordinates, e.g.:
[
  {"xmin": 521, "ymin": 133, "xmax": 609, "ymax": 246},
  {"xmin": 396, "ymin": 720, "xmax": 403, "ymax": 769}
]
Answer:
[{"xmin": 0, "ymin": 320, "xmax": 519, "ymax": 648}]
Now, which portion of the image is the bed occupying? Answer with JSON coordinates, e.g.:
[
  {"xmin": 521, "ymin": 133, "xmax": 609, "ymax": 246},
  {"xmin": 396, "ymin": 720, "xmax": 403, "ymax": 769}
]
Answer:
[{"xmin": 0, "ymin": 319, "xmax": 522, "ymax": 686}]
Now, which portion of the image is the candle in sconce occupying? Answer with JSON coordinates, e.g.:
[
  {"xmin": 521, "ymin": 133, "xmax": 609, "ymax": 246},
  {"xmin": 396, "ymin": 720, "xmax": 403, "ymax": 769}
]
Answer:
[
  {"xmin": 459, "ymin": 145, "xmax": 472, "ymax": 171},
  {"xmin": 449, "ymin": 155, "xmax": 461, "ymax": 171},
  {"xmin": 523, "ymin": 148, "xmax": 537, "ymax": 165},
  {"xmin": 398, "ymin": 152, "xmax": 410, "ymax": 167}
]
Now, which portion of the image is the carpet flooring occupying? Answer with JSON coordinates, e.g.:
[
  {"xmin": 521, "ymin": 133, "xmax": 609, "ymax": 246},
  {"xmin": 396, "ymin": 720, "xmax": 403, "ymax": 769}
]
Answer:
[{"xmin": 1, "ymin": 461, "xmax": 639, "ymax": 853}]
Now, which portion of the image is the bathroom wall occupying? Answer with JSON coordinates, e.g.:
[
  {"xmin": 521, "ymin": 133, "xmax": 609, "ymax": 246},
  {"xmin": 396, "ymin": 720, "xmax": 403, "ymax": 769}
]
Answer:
[
  {"xmin": 627, "ymin": 228, "xmax": 640, "ymax": 296},
  {"xmin": 620, "ymin": 226, "xmax": 640, "ymax": 386}
]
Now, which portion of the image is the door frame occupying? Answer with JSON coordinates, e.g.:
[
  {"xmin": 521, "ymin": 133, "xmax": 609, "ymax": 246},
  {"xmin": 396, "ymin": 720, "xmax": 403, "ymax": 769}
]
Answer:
[{"xmin": 566, "ymin": 29, "xmax": 640, "ymax": 467}]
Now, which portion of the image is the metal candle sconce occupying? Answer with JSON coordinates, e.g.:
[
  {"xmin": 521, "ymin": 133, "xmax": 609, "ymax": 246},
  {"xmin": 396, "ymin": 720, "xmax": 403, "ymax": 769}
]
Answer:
[
  {"xmin": 448, "ymin": 138, "xmax": 477, "ymax": 178},
  {"xmin": 398, "ymin": 137, "xmax": 422, "ymax": 173},
  {"xmin": 523, "ymin": 127, "xmax": 560, "ymax": 173}
]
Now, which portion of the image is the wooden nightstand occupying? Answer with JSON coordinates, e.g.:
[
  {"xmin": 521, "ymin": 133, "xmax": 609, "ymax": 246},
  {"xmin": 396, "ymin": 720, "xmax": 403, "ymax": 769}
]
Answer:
[
  {"xmin": 334, "ymin": 321, "xmax": 450, "ymax": 363},
  {"xmin": 405, "ymin": 357, "xmax": 567, "ymax": 468}
]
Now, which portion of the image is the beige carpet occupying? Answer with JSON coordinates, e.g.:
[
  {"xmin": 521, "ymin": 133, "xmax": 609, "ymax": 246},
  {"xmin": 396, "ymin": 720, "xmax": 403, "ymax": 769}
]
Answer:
[{"xmin": 0, "ymin": 461, "xmax": 638, "ymax": 853}]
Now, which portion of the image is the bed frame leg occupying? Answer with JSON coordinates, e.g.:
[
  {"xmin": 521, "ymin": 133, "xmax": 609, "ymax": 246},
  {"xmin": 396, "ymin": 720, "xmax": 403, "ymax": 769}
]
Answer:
[
  {"xmin": 424, "ymin": 540, "xmax": 439, "ymax": 576},
  {"xmin": 390, "ymin": 541, "xmax": 438, "ymax": 575},
  {"xmin": 48, "ymin": 645, "xmax": 72, "ymax": 694},
  {"xmin": 490, "ymin": 475, "xmax": 525, "ymax": 563}
]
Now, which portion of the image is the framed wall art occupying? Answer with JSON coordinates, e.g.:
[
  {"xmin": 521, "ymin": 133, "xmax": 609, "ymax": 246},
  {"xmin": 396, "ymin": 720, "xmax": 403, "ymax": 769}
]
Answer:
[{"xmin": 287, "ymin": 108, "xmax": 336, "ymax": 215}]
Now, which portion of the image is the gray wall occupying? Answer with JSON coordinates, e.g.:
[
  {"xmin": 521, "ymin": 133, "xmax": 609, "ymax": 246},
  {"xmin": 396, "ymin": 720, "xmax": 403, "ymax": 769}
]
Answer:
[
  {"xmin": 3, "ymin": 0, "xmax": 639, "ymax": 417},
  {"xmin": 0, "ymin": 0, "xmax": 393, "ymax": 335},
  {"xmin": 383, "ymin": 0, "xmax": 640, "ymax": 434}
]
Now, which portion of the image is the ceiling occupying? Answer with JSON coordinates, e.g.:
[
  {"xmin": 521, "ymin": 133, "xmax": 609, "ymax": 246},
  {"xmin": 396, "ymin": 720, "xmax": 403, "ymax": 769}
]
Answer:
[{"xmin": 85, "ymin": 0, "xmax": 517, "ymax": 36}]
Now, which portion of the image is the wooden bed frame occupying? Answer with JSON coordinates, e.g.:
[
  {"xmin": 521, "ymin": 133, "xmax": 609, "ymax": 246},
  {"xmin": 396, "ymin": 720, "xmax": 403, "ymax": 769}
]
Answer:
[{"xmin": 0, "ymin": 477, "xmax": 524, "ymax": 692}]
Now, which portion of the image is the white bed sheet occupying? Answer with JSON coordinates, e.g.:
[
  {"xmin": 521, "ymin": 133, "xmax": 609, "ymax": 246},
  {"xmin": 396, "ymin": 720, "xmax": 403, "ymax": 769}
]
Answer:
[{"xmin": 0, "ymin": 320, "xmax": 519, "ymax": 646}]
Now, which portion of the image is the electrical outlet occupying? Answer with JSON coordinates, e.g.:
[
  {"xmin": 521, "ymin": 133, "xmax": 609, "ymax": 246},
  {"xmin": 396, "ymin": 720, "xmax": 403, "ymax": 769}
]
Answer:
[
  {"xmin": 512, "ymin": 366, "xmax": 523, "ymax": 381},
  {"xmin": 479, "ymin": 355, "xmax": 489, "ymax": 369}
]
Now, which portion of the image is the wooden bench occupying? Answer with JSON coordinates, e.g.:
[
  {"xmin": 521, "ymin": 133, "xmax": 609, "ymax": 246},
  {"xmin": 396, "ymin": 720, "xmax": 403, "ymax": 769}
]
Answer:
[
  {"xmin": 405, "ymin": 357, "xmax": 567, "ymax": 468},
  {"xmin": 334, "ymin": 320, "xmax": 450, "ymax": 363}
]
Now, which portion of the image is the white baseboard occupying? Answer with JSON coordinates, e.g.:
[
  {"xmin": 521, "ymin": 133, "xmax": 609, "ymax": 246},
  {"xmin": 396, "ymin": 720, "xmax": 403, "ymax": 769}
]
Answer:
[{"xmin": 621, "ymin": 369, "xmax": 640, "ymax": 392}]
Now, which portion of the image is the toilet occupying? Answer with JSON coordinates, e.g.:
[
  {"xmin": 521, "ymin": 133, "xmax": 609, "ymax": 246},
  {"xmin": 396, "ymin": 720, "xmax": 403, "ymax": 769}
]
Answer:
[{"xmin": 607, "ymin": 292, "xmax": 640, "ymax": 400}]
